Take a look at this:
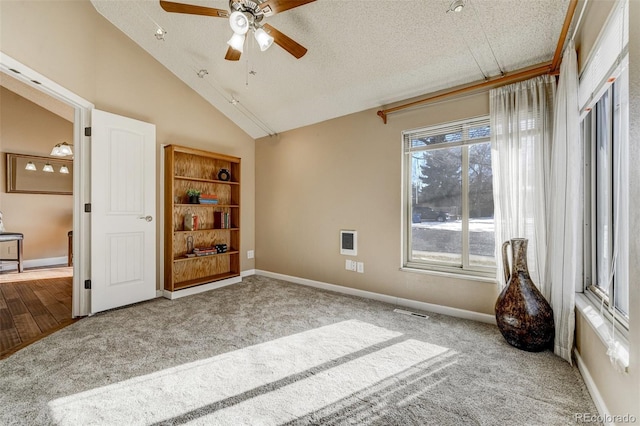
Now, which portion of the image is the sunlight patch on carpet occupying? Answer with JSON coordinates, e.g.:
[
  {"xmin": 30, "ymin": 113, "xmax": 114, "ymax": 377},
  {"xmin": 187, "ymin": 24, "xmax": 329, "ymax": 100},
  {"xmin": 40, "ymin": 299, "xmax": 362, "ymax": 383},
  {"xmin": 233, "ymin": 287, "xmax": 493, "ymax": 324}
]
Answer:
[
  {"xmin": 190, "ymin": 339, "xmax": 450, "ymax": 425},
  {"xmin": 47, "ymin": 320, "xmax": 408, "ymax": 425}
]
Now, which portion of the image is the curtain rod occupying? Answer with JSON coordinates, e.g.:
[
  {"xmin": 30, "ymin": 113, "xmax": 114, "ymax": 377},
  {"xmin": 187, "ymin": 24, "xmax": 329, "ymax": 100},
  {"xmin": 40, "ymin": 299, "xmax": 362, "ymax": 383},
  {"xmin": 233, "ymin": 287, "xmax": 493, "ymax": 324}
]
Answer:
[
  {"xmin": 377, "ymin": 0, "xmax": 578, "ymax": 124},
  {"xmin": 376, "ymin": 63, "xmax": 552, "ymax": 124}
]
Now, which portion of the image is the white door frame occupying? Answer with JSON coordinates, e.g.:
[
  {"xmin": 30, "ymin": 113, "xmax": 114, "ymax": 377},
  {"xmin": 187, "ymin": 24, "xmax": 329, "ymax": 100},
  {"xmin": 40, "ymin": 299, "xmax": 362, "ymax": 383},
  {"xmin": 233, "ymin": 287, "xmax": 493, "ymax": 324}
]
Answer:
[{"xmin": 0, "ymin": 52, "xmax": 94, "ymax": 317}]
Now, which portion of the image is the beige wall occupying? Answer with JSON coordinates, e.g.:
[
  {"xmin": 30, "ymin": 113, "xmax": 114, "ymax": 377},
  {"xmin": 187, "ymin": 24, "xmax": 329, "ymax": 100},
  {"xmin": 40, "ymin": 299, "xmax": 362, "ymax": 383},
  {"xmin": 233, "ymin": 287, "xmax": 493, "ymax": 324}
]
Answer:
[
  {"xmin": 0, "ymin": 86, "xmax": 73, "ymax": 261},
  {"xmin": 0, "ymin": 0, "xmax": 256, "ymax": 283},
  {"xmin": 256, "ymin": 92, "xmax": 499, "ymax": 314},
  {"xmin": 573, "ymin": 0, "xmax": 640, "ymax": 419}
]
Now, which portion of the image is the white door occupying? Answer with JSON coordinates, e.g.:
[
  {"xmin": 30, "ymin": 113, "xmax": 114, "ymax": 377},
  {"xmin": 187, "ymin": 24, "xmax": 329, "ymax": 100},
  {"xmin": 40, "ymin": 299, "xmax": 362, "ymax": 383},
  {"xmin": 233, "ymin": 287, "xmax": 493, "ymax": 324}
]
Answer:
[{"xmin": 91, "ymin": 109, "xmax": 156, "ymax": 313}]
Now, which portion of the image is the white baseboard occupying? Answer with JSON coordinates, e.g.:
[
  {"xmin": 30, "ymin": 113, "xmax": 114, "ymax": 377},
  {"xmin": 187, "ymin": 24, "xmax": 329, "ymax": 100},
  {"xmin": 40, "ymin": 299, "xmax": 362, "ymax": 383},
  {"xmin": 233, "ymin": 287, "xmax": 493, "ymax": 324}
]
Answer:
[
  {"xmin": 241, "ymin": 269, "xmax": 256, "ymax": 277},
  {"xmin": 163, "ymin": 276, "xmax": 242, "ymax": 300},
  {"xmin": 574, "ymin": 349, "xmax": 612, "ymax": 424},
  {"xmin": 0, "ymin": 256, "xmax": 68, "ymax": 271},
  {"xmin": 156, "ymin": 269, "xmax": 255, "ymax": 299},
  {"xmin": 255, "ymin": 269, "xmax": 496, "ymax": 325}
]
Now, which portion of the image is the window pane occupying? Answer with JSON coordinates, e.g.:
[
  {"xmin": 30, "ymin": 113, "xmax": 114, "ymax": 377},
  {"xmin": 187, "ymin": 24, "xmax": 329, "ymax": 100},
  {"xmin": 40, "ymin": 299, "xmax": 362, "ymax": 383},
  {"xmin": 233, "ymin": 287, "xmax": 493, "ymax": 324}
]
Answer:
[
  {"xmin": 410, "ymin": 146, "xmax": 462, "ymax": 265},
  {"xmin": 595, "ymin": 91, "xmax": 613, "ymax": 295},
  {"xmin": 404, "ymin": 117, "xmax": 495, "ymax": 275},
  {"xmin": 468, "ymin": 125, "xmax": 490, "ymax": 140},
  {"xmin": 468, "ymin": 142, "xmax": 495, "ymax": 267},
  {"xmin": 612, "ymin": 70, "xmax": 629, "ymax": 317},
  {"xmin": 410, "ymin": 131, "xmax": 462, "ymax": 148},
  {"xmin": 589, "ymin": 76, "xmax": 629, "ymax": 321}
]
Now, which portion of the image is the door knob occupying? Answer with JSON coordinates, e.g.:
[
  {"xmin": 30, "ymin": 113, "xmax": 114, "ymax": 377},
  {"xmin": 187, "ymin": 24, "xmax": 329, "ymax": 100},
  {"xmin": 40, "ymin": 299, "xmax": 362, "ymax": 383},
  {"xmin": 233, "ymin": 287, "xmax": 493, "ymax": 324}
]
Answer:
[{"xmin": 138, "ymin": 215, "xmax": 153, "ymax": 222}]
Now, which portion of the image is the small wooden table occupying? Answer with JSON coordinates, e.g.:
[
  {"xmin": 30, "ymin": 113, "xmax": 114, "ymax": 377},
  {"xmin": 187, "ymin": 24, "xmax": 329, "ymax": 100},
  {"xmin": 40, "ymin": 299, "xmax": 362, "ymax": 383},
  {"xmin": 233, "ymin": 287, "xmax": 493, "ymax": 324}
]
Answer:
[{"xmin": 0, "ymin": 232, "xmax": 24, "ymax": 273}]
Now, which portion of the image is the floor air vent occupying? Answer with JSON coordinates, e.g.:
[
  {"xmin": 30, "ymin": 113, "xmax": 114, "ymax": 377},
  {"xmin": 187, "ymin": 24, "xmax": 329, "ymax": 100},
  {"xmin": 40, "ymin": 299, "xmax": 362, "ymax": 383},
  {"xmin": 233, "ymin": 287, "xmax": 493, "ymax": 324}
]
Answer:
[{"xmin": 394, "ymin": 308, "xmax": 429, "ymax": 319}]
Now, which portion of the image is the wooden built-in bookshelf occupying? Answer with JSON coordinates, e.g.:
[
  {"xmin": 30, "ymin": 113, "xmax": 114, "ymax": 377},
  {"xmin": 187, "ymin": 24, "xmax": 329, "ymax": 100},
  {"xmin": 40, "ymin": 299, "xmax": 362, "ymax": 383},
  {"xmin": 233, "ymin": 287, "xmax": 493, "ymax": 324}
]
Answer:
[{"xmin": 164, "ymin": 145, "xmax": 241, "ymax": 293}]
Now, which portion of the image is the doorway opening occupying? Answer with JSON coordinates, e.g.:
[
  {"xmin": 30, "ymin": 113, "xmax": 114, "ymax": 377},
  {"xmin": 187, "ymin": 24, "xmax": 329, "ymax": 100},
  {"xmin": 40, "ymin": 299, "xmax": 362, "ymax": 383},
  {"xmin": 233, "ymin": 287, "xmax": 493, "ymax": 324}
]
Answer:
[{"xmin": 0, "ymin": 52, "xmax": 93, "ymax": 328}]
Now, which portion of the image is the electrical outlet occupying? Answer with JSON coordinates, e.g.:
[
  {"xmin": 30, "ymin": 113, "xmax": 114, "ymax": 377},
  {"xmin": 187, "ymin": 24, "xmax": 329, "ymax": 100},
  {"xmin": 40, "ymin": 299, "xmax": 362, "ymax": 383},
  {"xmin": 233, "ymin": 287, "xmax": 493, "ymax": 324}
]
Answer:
[
  {"xmin": 247, "ymin": 250, "xmax": 254, "ymax": 259},
  {"xmin": 345, "ymin": 259, "xmax": 357, "ymax": 271},
  {"xmin": 357, "ymin": 262, "xmax": 364, "ymax": 273}
]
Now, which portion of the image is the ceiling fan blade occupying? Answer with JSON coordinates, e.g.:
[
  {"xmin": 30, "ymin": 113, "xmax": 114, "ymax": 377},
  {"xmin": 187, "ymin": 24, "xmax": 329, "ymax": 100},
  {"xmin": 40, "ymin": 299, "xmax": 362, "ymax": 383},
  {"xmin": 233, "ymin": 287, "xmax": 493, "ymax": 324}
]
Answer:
[
  {"xmin": 225, "ymin": 46, "xmax": 242, "ymax": 61},
  {"xmin": 263, "ymin": 23, "xmax": 307, "ymax": 59},
  {"xmin": 258, "ymin": 0, "xmax": 316, "ymax": 17},
  {"xmin": 159, "ymin": 0, "xmax": 229, "ymax": 18}
]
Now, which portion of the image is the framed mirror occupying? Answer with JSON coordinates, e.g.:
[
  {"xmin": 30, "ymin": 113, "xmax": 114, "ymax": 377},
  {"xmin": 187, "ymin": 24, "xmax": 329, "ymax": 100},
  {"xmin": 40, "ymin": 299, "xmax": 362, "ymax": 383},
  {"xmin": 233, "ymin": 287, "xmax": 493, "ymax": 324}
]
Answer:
[{"xmin": 5, "ymin": 153, "xmax": 73, "ymax": 195}]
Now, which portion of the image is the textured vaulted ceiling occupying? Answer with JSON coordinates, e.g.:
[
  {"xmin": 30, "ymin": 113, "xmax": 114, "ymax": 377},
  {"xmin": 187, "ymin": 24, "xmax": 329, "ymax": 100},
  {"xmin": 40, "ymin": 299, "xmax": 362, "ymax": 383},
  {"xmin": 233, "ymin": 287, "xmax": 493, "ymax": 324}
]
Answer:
[{"xmin": 90, "ymin": 0, "xmax": 570, "ymax": 138}]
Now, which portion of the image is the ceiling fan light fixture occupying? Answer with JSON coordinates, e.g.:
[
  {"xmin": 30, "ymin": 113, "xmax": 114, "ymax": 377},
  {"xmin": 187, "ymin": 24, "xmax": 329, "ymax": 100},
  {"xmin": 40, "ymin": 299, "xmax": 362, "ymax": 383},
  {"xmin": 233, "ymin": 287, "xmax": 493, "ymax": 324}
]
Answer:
[
  {"xmin": 25, "ymin": 161, "xmax": 37, "ymax": 171},
  {"xmin": 60, "ymin": 165, "xmax": 70, "ymax": 174},
  {"xmin": 227, "ymin": 32, "xmax": 246, "ymax": 53},
  {"xmin": 229, "ymin": 11, "xmax": 249, "ymax": 35},
  {"xmin": 254, "ymin": 27, "xmax": 274, "ymax": 51},
  {"xmin": 43, "ymin": 163, "xmax": 54, "ymax": 173}
]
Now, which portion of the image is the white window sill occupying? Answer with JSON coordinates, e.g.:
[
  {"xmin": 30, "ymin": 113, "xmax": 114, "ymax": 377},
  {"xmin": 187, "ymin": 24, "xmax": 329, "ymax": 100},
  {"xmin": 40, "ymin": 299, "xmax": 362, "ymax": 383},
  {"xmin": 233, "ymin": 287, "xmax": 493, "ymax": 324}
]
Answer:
[
  {"xmin": 575, "ymin": 293, "xmax": 629, "ymax": 372},
  {"xmin": 400, "ymin": 266, "xmax": 497, "ymax": 284}
]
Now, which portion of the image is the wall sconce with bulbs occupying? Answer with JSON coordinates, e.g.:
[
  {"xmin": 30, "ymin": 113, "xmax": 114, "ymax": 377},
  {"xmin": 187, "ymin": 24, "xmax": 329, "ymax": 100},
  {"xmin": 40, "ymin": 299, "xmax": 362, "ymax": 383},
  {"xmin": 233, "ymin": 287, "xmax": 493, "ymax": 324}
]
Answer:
[
  {"xmin": 50, "ymin": 142, "xmax": 73, "ymax": 157},
  {"xmin": 23, "ymin": 157, "xmax": 72, "ymax": 174},
  {"xmin": 24, "ymin": 160, "xmax": 70, "ymax": 174}
]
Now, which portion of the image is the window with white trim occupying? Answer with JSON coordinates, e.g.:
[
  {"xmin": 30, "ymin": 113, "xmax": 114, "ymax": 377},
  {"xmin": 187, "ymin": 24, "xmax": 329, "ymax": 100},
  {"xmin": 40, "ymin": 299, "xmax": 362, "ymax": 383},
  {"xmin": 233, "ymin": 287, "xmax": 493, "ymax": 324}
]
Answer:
[
  {"xmin": 580, "ymin": 0, "xmax": 629, "ymax": 329},
  {"xmin": 403, "ymin": 117, "xmax": 495, "ymax": 276},
  {"xmin": 583, "ymin": 66, "xmax": 629, "ymax": 324}
]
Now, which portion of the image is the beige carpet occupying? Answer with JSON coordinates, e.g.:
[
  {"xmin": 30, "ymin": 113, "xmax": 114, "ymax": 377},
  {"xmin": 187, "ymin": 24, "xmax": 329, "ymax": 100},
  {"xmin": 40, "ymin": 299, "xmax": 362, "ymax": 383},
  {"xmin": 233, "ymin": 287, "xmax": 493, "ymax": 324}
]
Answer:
[
  {"xmin": 0, "ymin": 275, "xmax": 599, "ymax": 425},
  {"xmin": 0, "ymin": 266, "xmax": 72, "ymax": 283}
]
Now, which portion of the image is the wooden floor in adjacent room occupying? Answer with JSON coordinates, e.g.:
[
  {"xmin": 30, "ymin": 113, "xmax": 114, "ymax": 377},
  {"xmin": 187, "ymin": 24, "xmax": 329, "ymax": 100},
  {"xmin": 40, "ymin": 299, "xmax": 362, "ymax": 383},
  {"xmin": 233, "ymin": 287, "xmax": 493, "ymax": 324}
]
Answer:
[{"xmin": 0, "ymin": 267, "xmax": 77, "ymax": 359}]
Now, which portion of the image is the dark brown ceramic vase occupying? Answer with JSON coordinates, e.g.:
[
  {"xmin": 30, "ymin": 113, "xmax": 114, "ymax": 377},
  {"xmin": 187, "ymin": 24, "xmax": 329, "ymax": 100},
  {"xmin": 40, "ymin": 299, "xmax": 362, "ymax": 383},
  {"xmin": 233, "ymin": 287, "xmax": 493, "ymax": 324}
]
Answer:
[{"xmin": 495, "ymin": 238, "xmax": 554, "ymax": 352}]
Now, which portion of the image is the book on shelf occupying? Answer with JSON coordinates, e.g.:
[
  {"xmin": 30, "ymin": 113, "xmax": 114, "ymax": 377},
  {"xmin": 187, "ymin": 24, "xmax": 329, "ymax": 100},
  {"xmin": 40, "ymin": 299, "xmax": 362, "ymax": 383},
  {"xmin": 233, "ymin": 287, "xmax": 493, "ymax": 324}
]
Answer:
[
  {"xmin": 214, "ymin": 211, "xmax": 231, "ymax": 229},
  {"xmin": 192, "ymin": 247, "xmax": 218, "ymax": 257},
  {"xmin": 200, "ymin": 193, "xmax": 219, "ymax": 205}
]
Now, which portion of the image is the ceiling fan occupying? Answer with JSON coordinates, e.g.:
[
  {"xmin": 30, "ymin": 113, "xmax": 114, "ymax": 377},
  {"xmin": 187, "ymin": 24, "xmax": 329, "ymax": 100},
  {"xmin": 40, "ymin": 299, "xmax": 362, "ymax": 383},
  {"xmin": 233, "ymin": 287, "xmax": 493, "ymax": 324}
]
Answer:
[{"xmin": 159, "ymin": 0, "xmax": 315, "ymax": 61}]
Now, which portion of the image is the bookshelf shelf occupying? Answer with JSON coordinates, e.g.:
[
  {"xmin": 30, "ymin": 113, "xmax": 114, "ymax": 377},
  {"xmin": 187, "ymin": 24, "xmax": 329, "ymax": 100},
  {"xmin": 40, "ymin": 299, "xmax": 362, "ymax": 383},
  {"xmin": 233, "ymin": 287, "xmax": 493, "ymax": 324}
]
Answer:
[
  {"xmin": 174, "ymin": 228, "xmax": 240, "ymax": 234},
  {"xmin": 174, "ymin": 204, "xmax": 239, "ymax": 208},
  {"xmin": 173, "ymin": 250, "xmax": 240, "ymax": 262}
]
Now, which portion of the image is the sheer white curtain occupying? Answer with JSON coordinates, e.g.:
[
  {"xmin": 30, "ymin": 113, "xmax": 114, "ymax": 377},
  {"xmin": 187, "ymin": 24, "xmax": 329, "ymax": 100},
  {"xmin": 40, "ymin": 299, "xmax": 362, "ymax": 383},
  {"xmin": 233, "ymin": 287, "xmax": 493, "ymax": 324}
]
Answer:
[
  {"xmin": 544, "ymin": 40, "xmax": 581, "ymax": 363},
  {"xmin": 490, "ymin": 75, "xmax": 555, "ymax": 292}
]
